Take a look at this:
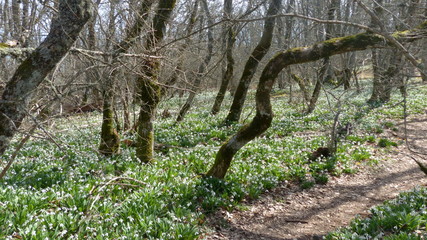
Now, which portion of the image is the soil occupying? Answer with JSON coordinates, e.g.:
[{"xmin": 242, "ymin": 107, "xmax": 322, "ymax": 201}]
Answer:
[{"xmin": 204, "ymin": 117, "xmax": 427, "ymax": 240}]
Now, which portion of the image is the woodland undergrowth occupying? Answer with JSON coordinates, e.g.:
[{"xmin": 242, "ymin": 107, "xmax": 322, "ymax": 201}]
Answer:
[{"xmin": 1, "ymin": 80, "xmax": 427, "ymax": 239}]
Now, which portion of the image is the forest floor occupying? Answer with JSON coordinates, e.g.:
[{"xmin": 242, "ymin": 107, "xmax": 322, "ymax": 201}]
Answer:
[{"xmin": 205, "ymin": 116, "xmax": 427, "ymax": 240}]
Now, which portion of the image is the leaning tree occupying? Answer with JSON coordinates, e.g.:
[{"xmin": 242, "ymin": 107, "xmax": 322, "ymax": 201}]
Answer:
[
  {"xmin": 0, "ymin": 0, "xmax": 92, "ymax": 155},
  {"xmin": 206, "ymin": 20, "xmax": 427, "ymax": 179}
]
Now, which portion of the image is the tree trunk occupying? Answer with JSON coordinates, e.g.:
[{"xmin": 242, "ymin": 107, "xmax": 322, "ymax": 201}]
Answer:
[
  {"xmin": 162, "ymin": 0, "xmax": 199, "ymax": 94},
  {"xmin": 136, "ymin": 76, "xmax": 161, "ymax": 163},
  {"xmin": 224, "ymin": 0, "xmax": 282, "ymax": 123},
  {"xmin": 211, "ymin": 0, "xmax": 234, "ymax": 115},
  {"xmin": 207, "ymin": 21, "xmax": 427, "ymax": 179},
  {"xmin": 99, "ymin": 0, "xmax": 155, "ymax": 156},
  {"xmin": 0, "ymin": 0, "xmax": 92, "ymax": 155},
  {"xmin": 368, "ymin": 0, "xmax": 409, "ymax": 104},
  {"xmin": 176, "ymin": 0, "xmax": 214, "ymax": 122},
  {"xmin": 305, "ymin": 0, "xmax": 339, "ymax": 114},
  {"xmin": 342, "ymin": 68, "xmax": 352, "ymax": 90},
  {"xmin": 135, "ymin": 0, "xmax": 176, "ymax": 163},
  {"xmin": 290, "ymin": 73, "xmax": 310, "ymax": 103}
]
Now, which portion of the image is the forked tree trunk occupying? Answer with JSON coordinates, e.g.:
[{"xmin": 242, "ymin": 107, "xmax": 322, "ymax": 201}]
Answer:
[
  {"xmin": 207, "ymin": 22, "xmax": 427, "ymax": 179},
  {"xmin": 306, "ymin": 59, "xmax": 328, "ymax": 114},
  {"xmin": 0, "ymin": 0, "xmax": 92, "ymax": 156},
  {"xmin": 368, "ymin": 0, "xmax": 413, "ymax": 104},
  {"xmin": 224, "ymin": 0, "xmax": 282, "ymax": 123},
  {"xmin": 99, "ymin": 0, "xmax": 155, "ymax": 156},
  {"xmin": 135, "ymin": 0, "xmax": 176, "ymax": 163}
]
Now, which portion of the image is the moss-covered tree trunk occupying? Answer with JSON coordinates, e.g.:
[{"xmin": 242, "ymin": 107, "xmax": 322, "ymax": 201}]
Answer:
[
  {"xmin": 136, "ymin": 71, "xmax": 161, "ymax": 163},
  {"xmin": 211, "ymin": 0, "xmax": 235, "ymax": 115},
  {"xmin": 207, "ymin": 22, "xmax": 427, "ymax": 179},
  {"xmin": 99, "ymin": 87, "xmax": 120, "ymax": 154},
  {"xmin": 176, "ymin": 0, "xmax": 214, "ymax": 122},
  {"xmin": 99, "ymin": 0, "xmax": 155, "ymax": 155},
  {"xmin": 0, "ymin": 0, "xmax": 92, "ymax": 155},
  {"xmin": 135, "ymin": 0, "xmax": 176, "ymax": 163},
  {"xmin": 224, "ymin": 0, "xmax": 282, "ymax": 123}
]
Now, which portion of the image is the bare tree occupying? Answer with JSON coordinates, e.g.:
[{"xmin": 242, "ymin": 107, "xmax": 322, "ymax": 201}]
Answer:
[
  {"xmin": 176, "ymin": 0, "xmax": 214, "ymax": 122},
  {"xmin": 223, "ymin": 0, "xmax": 282, "ymax": 123},
  {"xmin": 306, "ymin": 0, "xmax": 340, "ymax": 114},
  {"xmin": 211, "ymin": 0, "xmax": 235, "ymax": 115}
]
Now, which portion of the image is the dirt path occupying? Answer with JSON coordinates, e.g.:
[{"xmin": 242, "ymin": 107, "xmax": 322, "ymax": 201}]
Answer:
[{"xmin": 205, "ymin": 118, "xmax": 427, "ymax": 240}]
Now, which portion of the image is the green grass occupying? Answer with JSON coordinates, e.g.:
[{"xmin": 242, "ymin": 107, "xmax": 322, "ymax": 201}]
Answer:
[{"xmin": 1, "ymin": 82, "xmax": 427, "ymax": 239}]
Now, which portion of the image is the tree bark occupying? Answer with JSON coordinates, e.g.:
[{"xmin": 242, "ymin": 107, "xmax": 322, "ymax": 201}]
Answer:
[
  {"xmin": 162, "ymin": 0, "xmax": 199, "ymax": 94},
  {"xmin": 0, "ymin": 0, "xmax": 92, "ymax": 155},
  {"xmin": 99, "ymin": 0, "xmax": 155, "ymax": 156},
  {"xmin": 290, "ymin": 73, "xmax": 310, "ymax": 103},
  {"xmin": 224, "ymin": 0, "xmax": 282, "ymax": 123},
  {"xmin": 306, "ymin": 0, "xmax": 339, "ymax": 114},
  {"xmin": 135, "ymin": 0, "xmax": 176, "ymax": 163},
  {"xmin": 207, "ymin": 21, "xmax": 427, "ymax": 179},
  {"xmin": 367, "ymin": 0, "xmax": 410, "ymax": 104},
  {"xmin": 176, "ymin": 0, "xmax": 214, "ymax": 122},
  {"xmin": 211, "ymin": 0, "xmax": 235, "ymax": 115}
]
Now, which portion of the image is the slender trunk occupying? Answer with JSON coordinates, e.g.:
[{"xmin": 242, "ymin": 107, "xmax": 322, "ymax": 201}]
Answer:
[
  {"xmin": 207, "ymin": 22, "xmax": 427, "ymax": 178},
  {"xmin": 305, "ymin": 0, "xmax": 339, "ymax": 114},
  {"xmin": 11, "ymin": 0, "xmax": 21, "ymax": 39},
  {"xmin": 162, "ymin": 0, "xmax": 199, "ymax": 94},
  {"xmin": 211, "ymin": 0, "xmax": 234, "ymax": 115},
  {"xmin": 176, "ymin": 0, "xmax": 213, "ymax": 122},
  {"xmin": 306, "ymin": 61, "xmax": 326, "ymax": 114},
  {"xmin": 290, "ymin": 73, "xmax": 310, "ymax": 103},
  {"xmin": 224, "ymin": 0, "xmax": 282, "ymax": 123},
  {"xmin": 0, "ymin": 0, "xmax": 92, "ymax": 155},
  {"xmin": 122, "ymin": 84, "xmax": 131, "ymax": 131}
]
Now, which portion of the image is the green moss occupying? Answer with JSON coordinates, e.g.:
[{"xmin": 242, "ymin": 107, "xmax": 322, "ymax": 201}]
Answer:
[
  {"xmin": 99, "ymin": 108, "xmax": 120, "ymax": 155},
  {"xmin": 136, "ymin": 129, "xmax": 154, "ymax": 164}
]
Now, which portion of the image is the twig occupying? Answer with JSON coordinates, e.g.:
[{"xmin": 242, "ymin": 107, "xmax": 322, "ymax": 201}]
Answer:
[
  {"xmin": 88, "ymin": 177, "xmax": 146, "ymax": 210},
  {"xmin": 0, "ymin": 125, "xmax": 37, "ymax": 180}
]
